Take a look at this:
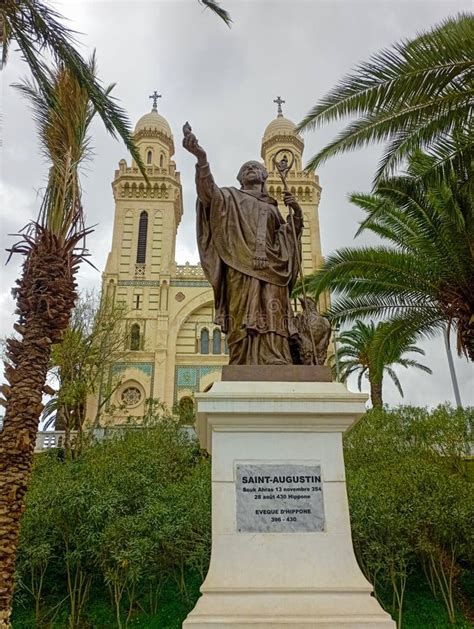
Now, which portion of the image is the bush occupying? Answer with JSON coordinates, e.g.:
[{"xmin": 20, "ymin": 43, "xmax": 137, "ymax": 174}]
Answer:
[
  {"xmin": 13, "ymin": 405, "xmax": 473, "ymax": 628},
  {"xmin": 13, "ymin": 419, "xmax": 211, "ymax": 628},
  {"xmin": 344, "ymin": 405, "xmax": 474, "ymax": 627}
]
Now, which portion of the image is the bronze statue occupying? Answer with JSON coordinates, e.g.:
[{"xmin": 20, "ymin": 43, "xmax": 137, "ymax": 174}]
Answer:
[{"xmin": 183, "ymin": 123, "xmax": 303, "ymax": 365}]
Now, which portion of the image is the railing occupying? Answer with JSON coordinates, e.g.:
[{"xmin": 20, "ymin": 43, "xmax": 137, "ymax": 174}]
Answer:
[
  {"xmin": 34, "ymin": 426, "xmax": 196, "ymax": 452},
  {"xmin": 117, "ymin": 166, "xmax": 171, "ymax": 176},
  {"xmin": 25, "ymin": 427, "xmax": 474, "ymax": 456},
  {"xmin": 35, "ymin": 431, "xmax": 77, "ymax": 452},
  {"xmin": 175, "ymin": 262, "xmax": 205, "ymax": 278}
]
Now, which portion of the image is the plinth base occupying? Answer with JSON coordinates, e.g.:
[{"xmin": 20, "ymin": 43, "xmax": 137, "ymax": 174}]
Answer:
[
  {"xmin": 183, "ymin": 381, "xmax": 395, "ymax": 628},
  {"xmin": 222, "ymin": 364, "xmax": 332, "ymax": 382},
  {"xmin": 184, "ymin": 590, "xmax": 394, "ymax": 627}
]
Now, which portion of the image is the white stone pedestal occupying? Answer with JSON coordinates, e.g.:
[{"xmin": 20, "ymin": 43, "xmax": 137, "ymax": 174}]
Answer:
[{"xmin": 183, "ymin": 381, "xmax": 395, "ymax": 628}]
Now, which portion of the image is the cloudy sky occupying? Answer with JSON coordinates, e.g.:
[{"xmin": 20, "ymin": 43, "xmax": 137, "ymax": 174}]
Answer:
[{"xmin": 1, "ymin": 0, "xmax": 472, "ymax": 407}]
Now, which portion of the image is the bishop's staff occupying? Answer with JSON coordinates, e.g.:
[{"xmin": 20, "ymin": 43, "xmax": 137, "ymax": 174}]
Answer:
[{"xmin": 272, "ymin": 148, "xmax": 317, "ymax": 361}]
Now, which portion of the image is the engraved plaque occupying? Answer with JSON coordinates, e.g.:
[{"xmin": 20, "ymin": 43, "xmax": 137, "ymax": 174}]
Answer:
[{"xmin": 235, "ymin": 463, "xmax": 325, "ymax": 533}]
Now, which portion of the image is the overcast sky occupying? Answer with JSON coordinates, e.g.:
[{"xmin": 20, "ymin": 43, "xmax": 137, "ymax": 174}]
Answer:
[{"xmin": 1, "ymin": 0, "xmax": 472, "ymax": 408}]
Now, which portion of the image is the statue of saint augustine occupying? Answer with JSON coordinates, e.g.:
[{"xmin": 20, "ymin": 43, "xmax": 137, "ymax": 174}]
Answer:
[{"xmin": 183, "ymin": 123, "xmax": 303, "ymax": 365}]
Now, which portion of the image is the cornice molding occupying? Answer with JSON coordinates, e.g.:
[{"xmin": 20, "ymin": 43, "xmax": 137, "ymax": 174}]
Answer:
[
  {"xmin": 134, "ymin": 128, "xmax": 174, "ymax": 153},
  {"xmin": 261, "ymin": 134, "xmax": 304, "ymax": 158}
]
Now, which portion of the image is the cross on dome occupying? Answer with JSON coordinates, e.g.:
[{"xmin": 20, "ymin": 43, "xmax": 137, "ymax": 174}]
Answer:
[
  {"xmin": 149, "ymin": 91, "xmax": 162, "ymax": 111},
  {"xmin": 273, "ymin": 96, "xmax": 285, "ymax": 117}
]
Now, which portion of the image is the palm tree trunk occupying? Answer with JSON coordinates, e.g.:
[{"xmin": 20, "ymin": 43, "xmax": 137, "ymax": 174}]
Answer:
[
  {"xmin": 0, "ymin": 229, "xmax": 78, "ymax": 628},
  {"xmin": 460, "ymin": 316, "xmax": 474, "ymax": 362},
  {"xmin": 369, "ymin": 377, "xmax": 383, "ymax": 408}
]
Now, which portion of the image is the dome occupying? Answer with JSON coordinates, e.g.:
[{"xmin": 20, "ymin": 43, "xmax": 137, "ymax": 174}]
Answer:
[
  {"xmin": 263, "ymin": 114, "xmax": 300, "ymax": 142},
  {"xmin": 134, "ymin": 109, "xmax": 172, "ymax": 138}
]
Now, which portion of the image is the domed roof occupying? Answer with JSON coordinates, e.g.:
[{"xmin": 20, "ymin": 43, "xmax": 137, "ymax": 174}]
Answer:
[
  {"xmin": 134, "ymin": 109, "xmax": 172, "ymax": 137},
  {"xmin": 263, "ymin": 114, "xmax": 300, "ymax": 142}
]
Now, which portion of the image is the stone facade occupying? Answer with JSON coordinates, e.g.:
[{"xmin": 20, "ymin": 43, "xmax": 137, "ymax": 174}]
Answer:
[{"xmin": 86, "ymin": 104, "xmax": 326, "ymax": 424}]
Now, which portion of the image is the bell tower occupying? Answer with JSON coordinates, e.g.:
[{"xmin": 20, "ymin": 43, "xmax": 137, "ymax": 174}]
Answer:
[
  {"xmin": 261, "ymin": 98, "xmax": 327, "ymax": 311},
  {"xmin": 103, "ymin": 96, "xmax": 183, "ymax": 297},
  {"xmin": 100, "ymin": 95, "xmax": 184, "ymax": 403},
  {"xmin": 105, "ymin": 94, "xmax": 182, "ymax": 281}
]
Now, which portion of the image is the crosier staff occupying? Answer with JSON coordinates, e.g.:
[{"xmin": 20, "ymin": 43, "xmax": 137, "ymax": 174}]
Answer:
[{"xmin": 273, "ymin": 148, "xmax": 317, "ymax": 361}]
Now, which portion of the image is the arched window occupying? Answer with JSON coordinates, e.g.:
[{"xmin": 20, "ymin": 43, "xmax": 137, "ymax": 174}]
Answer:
[
  {"xmin": 200, "ymin": 328, "xmax": 209, "ymax": 354},
  {"xmin": 136, "ymin": 211, "xmax": 148, "ymax": 263},
  {"xmin": 130, "ymin": 324, "xmax": 140, "ymax": 351},
  {"xmin": 212, "ymin": 329, "xmax": 221, "ymax": 354},
  {"xmin": 160, "ymin": 154, "xmax": 164, "ymax": 168},
  {"xmin": 146, "ymin": 150, "xmax": 152, "ymax": 164}
]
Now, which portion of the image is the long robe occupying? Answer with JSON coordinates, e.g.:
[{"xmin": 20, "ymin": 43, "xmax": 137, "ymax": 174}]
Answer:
[{"xmin": 195, "ymin": 162, "xmax": 302, "ymax": 365}]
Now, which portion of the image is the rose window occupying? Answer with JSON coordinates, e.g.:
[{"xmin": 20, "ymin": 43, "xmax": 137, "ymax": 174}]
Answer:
[{"xmin": 121, "ymin": 387, "xmax": 142, "ymax": 407}]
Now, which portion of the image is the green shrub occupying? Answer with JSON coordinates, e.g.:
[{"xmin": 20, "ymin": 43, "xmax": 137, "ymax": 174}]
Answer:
[
  {"xmin": 14, "ymin": 419, "xmax": 210, "ymax": 628},
  {"xmin": 345, "ymin": 405, "xmax": 474, "ymax": 627},
  {"xmin": 13, "ymin": 405, "xmax": 473, "ymax": 628}
]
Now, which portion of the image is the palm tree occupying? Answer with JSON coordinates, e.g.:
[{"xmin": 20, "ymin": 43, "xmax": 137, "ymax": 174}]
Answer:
[
  {"xmin": 0, "ymin": 59, "xmax": 107, "ymax": 628},
  {"xmin": 333, "ymin": 321, "xmax": 431, "ymax": 408},
  {"xmin": 297, "ymin": 13, "xmax": 474, "ymax": 183},
  {"xmin": 303, "ymin": 150, "xmax": 474, "ymax": 362}
]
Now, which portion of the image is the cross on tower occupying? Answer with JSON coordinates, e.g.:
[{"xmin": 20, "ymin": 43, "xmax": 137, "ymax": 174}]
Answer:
[
  {"xmin": 273, "ymin": 96, "xmax": 285, "ymax": 116},
  {"xmin": 149, "ymin": 91, "xmax": 162, "ymax": 111}
]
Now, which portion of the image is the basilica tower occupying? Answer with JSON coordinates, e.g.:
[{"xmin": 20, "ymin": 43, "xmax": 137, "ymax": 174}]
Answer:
[
  {"xmin": 261, "ymin": 98, "xmax": 329, "ymax": 313},
  {"xmin": 104, "ymin": 95, "xmax": 182, "ymax": 288}
]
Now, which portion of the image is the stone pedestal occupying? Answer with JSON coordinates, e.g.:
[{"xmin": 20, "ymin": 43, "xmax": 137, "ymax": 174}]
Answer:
[{"xmin": 183, "ymin": 381, "xmax": 395, "ymax": 628}]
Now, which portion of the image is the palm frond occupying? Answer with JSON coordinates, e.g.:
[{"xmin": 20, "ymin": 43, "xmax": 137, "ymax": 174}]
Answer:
[
  {"xmin": 14, "ymin": 61, "xmax": 93, "ymax": 239},
  {"xmin": 297, "ymin": 13, "xmax": 474, "ymax": 183},
  {"xmin": 2, "ymin": 0, "xmax": 146, "ymax": 176},
  {"xmin": 332, "ymin": 318, "xmax": 432, "ymax": 403},
  {"xmin": 303, "ymin": 91, "xmax": 471, "ymax": 176},
  {"xmin": 302, "ymin": 246, "xmax": 439, "ymax": 304},
  {"xmin": 199, "ymin": 0, "xmax": 232, "ymax": 26},
  {"xmin": 1, "ymin": 11, "xmax": 11, "ymax": 67},
  {"xmin": 385, "ymin": 367, "xmax": 404, "ymax": 397},
  {"xmin": 397, "ymin": 359, "xmax": 433, "ymax": 374},
  {"xmin": 374, "ymin": 107, "xmax": 473, "ymax": 182}
]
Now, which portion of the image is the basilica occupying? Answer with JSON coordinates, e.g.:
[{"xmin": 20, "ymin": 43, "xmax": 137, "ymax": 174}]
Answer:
[{"xmin": 86, "ymin": 98, "xmax": 327, "ymax": 424}]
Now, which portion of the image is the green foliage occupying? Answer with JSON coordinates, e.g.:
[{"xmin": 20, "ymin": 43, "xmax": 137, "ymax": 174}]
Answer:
[
  {"xmin": 303, "ymin": 150, "xmax": 474, "ymax": 361},
  {"xmin": 333, "ymin": 320, "xmax": 431, "ymax": 407},
  {"xmin": 298, "ymin": 13, "xmax": 474, "ymax": 183},
  {"xmin": 12, "ymin": 406, "xmax": 474, "ymax": 628},
  {"xmin": 172, "ymin": 396, "xmax": 197, "ymax": 426},
  {"xmin": 3, "ymin": 0, "xmax": 143, "ymax": 175},
  {"xmin": 13, "ymin": 420, "xmax": 210, "ymax": 628},
  {"xmin": 345, "ymin": 405, "xmax": 474, "ymax": 626},
  {"xmin": 199, "ymin": 0, "xmax": 232, "ymax": 26},
  {"xmin": 379, "ymin": 574, "xmax": 472, "ymax": 629},
  {"xmin": 2, "ymin": 0, "xmax": 230, "ymax": 184},
  {"xmin": 13, "ymin": 57, "xmax": 102, "ymax": 239},
  {"xmin": 44, "ymin": 291, "xmax": 128, "ymax": 453}
]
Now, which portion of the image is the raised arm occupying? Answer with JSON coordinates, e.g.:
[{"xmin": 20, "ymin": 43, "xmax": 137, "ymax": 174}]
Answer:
[{"xmin": 182, "ymin": 122, "xmax": 218, "ymax": 204}]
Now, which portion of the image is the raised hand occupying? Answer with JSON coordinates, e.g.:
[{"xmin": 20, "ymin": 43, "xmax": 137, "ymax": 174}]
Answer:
[{"xmin": 182, "ymin": 122, "xmax": 207, "ymax": 163}]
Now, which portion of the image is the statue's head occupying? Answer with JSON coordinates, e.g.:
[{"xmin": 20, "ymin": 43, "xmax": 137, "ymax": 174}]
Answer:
[{"xmin": 237, "ymin": 161, "xmax": 268, "ymax": 190}]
